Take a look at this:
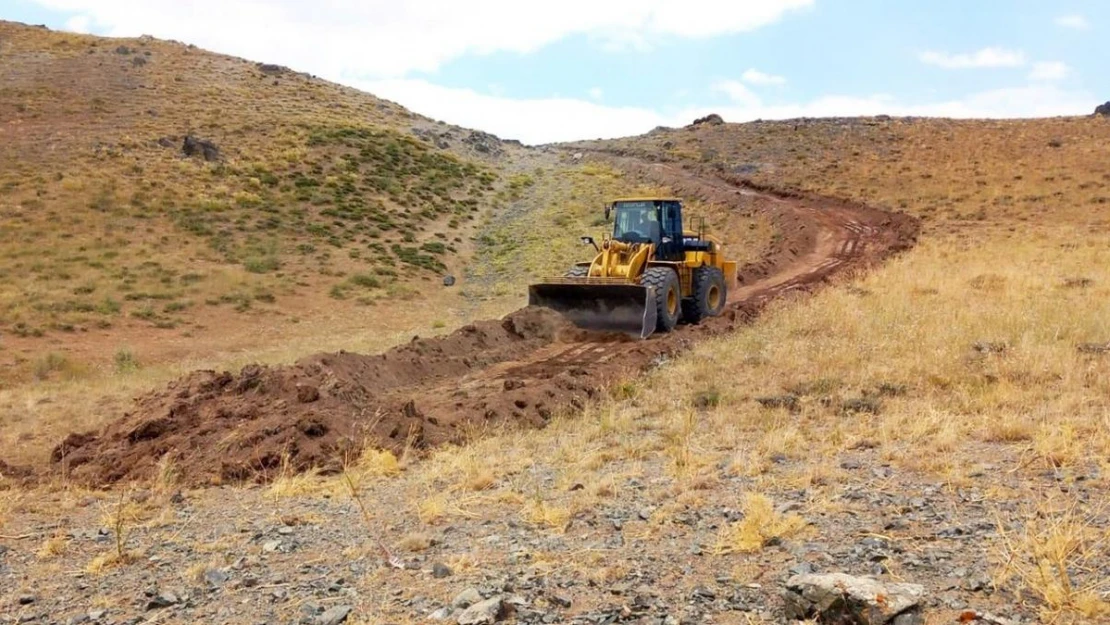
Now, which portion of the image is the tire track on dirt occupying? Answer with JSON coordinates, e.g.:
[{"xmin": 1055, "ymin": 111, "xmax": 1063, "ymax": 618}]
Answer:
[{"xmin": 45, "ymin": 160, "xmax": 918, "ymax": 487}]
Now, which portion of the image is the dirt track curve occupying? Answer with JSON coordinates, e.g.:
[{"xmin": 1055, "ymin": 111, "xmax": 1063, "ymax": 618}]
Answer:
[{"xmin": 47, "ymin": 160, "xmax": 919, "ymax": 487}]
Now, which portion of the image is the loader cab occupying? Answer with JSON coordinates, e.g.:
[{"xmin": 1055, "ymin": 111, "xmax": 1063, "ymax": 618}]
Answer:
[{"xmin": 607, "ymin": 199, "xmax": 685, "ymax": 261}]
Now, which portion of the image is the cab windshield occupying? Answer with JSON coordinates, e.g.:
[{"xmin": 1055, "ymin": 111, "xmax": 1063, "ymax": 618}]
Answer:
[{"xmin": 612, "ymin": 201, "xmax": 660, "ymax": 244}]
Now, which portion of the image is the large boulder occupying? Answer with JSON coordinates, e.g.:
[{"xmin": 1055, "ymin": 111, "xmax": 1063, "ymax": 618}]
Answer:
[
  {"xmin": 1095, "ymin": 102, "xmax": 1110, "ymax": 117},
  {"xmin": 182, "ymin": 135, "xmax": 221, "ymax": 162},
  {"xmin": 782, "ymin": 573, "xmax": 926, "ymax": 625}
]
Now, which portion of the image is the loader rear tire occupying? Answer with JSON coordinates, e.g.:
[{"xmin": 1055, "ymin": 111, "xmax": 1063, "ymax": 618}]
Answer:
[
  {"xmin": 642, "ymin": 267, "xmax": 681, "ymax": 333},
  {"xmin": 683, "ymin": 266, "xmax": 727, "ymax": 324}
]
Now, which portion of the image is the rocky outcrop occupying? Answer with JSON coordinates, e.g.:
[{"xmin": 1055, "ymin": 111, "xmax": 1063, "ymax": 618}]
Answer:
[
  {"xmin": 690, "ymin": 113, "xmax": 725, "ymax": 127},
  {"xmin": 783, "ymin": 573, "xmax": 926, "ymax": 624}
]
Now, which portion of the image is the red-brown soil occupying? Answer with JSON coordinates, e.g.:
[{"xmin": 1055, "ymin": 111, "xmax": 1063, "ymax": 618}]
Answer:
[{"xmin": 45, "ymin": 160, "xmax": 919, "ymax": 487}]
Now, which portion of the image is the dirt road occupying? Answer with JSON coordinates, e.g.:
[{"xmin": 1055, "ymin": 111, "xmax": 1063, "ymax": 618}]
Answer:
[{"xmin": 49, "ymin": 160, "xmax": 919, "ymax": 487}]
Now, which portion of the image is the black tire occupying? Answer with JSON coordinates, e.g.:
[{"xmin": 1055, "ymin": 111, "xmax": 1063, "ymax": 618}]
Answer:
[
  {"xmin": 682, "ymin": 266, "xmax": 727, "ymax": 324},
  {"xmin": 565, "ymin": 265, "xmax": 589, "ymax": 278},
  {"xmin": 642, "ymin": 267, "xmax": 681, "ymax": 333}
]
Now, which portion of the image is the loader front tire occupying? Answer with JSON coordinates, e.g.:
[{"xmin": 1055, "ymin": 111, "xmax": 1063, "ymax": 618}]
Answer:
[
  {"xmin": 683, "ymin": 266, "xmax": 727, "ymax": 324},
  {"xmin": 642, "ymin": 267, "xmax": 681, "ymax": 333},
  {"xmin": 565, "ymin": 265, "xmax": 589, "ymax": 278}
]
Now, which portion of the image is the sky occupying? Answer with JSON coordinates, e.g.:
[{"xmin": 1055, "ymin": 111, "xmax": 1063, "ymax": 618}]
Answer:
[{"xmin": 3, "ymin": 0, "xmax": 1107, "ymax": 144}]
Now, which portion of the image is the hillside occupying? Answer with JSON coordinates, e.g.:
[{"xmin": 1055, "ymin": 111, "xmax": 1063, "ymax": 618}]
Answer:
[
  {"xmin": 0, "ymin": 22, "xmax": 765, "ymax": 468},
  {"xmin": 0, "ymin": 20, "xmax": 514, "ymax": 384},
  {"xmin": 3, "ymin": 19, "xmax": 1110, "ymax": 625}
]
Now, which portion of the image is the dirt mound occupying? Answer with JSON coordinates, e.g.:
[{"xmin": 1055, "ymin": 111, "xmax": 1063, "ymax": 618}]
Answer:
[{"xmin": 51, "ymin": 308, "xmax": 573, "ymax": 486}]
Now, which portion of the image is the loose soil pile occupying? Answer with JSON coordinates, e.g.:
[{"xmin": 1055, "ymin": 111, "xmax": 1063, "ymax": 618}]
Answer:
[{"xmin": 52, "ymin": 308, "xmax": 576, "ymax": 486}]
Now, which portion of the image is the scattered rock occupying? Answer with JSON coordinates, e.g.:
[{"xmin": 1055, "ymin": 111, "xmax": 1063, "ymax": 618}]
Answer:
[
  {"xmin": 690, "ymin": 113, "xmax": 725, "ymax": 127},
  {"xmin": 262, "ymin": 539, "xmax": 282, "ymax": 553},
  {"xmin": 429, "ymin": 607, "xmax": 454, "ymax": 620},
  {"xmin": 182, "ymin": 135, "xmax": 220, "ymax": 162},
  {"xmin": 257, "ymin": 63, "xmax": 288, "ymax": 75},
  {"xmin": 145, "ymin": 591, "xmax": 178, "ymax": 611},
  {"xmin": 315, "ymin": 605, "xmax": 353, "ymax": 625},
  {"xmin": 202, "ymin": 568, "xmax": 228, "ymax": 587},
  {"xmin": 18, "ymin": 595, "xmax": 35, "ymax": 605},
  {"xmin": 959, "ymin": 612, "xmax": 1016, "ymax": 625},
  {"xmin": 443, "ymin": 274, "xmax": 457, "ymax": 287},
  {"xmin": 456, "ymin": 597, "xmax": 508, "ymax": 624},
  {"xmin": 1095, "ymin": 101, "xmax": 1110, "ymax": 117},
  {"xmin": 87, "ymin": 609, "xmax": 106, "ymax": 621},
  {"xmin": 156, "ymin": 136, "xmax": 176, "ymax": 148},
  {"xmin": 452, "ymin": 588, "xmax": 484, "ymax": 609},
  {"xmin": 783, "ymin": 573, "xmax": 926, "ymax": 625},
  {"xmin": 432, "ymin": 562, "xmax": 453, "ymax": 578}
]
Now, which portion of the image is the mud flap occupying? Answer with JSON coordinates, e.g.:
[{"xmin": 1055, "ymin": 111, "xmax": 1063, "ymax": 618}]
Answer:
[{"xmin": 528, "ymin": 283, "xmax": 658, "ymax": 339}]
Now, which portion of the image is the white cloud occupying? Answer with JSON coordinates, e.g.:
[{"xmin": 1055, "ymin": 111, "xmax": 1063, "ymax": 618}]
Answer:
[
  {"xmin": 362, "ymin": 78, "xmax": 1097, "ymax": 144},
  {"xmin": 361, "ymin": 78, "xmax": 665, "ymax": 143},
  {"xmin": 62, "ymin": 14, "xmax": 90, "ymax": 33},
  {"xmin": 919, "ymin": 47, "xmax": 1026, "ymax": 69},
  {"xmin": 33, "ymin": 0, "xmax": 814, "ymax": 78},
  {"xmin": 1055, "ymin": 14, "xmax": 1090, "ymax": 30},
  {"xmin": 1029, "ymin": 61, "xmax": 1071, "ymax": 81},
  {"xmin": 741, "ymin": 68, "xmax": 786, "ymax": 85},
  {"xmin": 712, "ymin": 80, "xmax": 761, "ymax": 107},
  {"xmin": 30, "ymin": 0, "xmax": 1096, "ymax": 146},
  {"xmin": 588, "ymin": 87, "xmax": 604, "ymax": 100}
]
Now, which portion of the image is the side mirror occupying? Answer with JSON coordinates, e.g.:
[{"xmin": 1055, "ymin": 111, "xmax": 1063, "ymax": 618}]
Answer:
[
  {"xmin": 604, "ymin": 204, "xmax": 611, "ymax": 222},
  {"xmin": 580, "ymin": 236, "xmax": 599, "ymax": 251}
]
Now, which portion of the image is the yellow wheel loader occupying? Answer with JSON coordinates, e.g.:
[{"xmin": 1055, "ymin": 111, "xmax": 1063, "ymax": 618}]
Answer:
[{"xmin": 528, "ymin": 198, "xmax": 738, "ymax": 338}]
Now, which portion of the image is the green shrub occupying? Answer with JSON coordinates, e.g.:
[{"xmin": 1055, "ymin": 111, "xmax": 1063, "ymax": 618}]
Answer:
[{"xmin": 114, "ymin": 349, "xmax": 140, "ymax": 373}]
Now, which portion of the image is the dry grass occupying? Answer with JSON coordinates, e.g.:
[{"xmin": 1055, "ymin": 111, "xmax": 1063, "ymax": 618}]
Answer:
[
  {"xmin": 994, "ymin": 498, "xmax": 1110, "ymax": 621},
  {"xmin": 713, "ymin": 492, "xmax": 807, "ymax": 554}
]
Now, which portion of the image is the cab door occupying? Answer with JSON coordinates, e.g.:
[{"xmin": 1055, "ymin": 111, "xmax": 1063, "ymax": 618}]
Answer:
[{"xmin": 655, "ymin": 201, "xmax": 685, "ymax": 261}]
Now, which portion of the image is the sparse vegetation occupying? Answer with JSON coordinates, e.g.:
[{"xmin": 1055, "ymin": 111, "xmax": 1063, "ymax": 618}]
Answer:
[{"xmin": 4, "ymin": 19, "xmax": 1110, "ymax": 625}]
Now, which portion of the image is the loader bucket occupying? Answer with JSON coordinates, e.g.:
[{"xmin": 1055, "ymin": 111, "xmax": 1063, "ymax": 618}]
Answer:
[{"xmin": 528, "ymin": 282, "xmax": 658, "ymax": 339}]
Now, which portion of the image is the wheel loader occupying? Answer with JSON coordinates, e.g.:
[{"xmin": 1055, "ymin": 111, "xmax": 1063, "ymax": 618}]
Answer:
[{"xmin": 528, "ymin": 198, "xmax": 738, "ymax": 338}]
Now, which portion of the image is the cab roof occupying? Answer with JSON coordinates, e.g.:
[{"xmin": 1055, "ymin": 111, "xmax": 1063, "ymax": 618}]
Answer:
[{"xmin": 609, "ymin": 197, "xmax": 682, "ymax": 203}]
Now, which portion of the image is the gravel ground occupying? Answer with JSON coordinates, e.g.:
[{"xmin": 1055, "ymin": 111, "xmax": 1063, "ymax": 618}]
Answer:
[{"xmin": 4, "ymin": 436, "xmax": 1104, "ymax": 624}]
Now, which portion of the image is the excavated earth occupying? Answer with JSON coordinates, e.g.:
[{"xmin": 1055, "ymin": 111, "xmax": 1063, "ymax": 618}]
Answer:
[{"xmin": 47, "ymin": 160, "xmax": 919, "ymax": 488}]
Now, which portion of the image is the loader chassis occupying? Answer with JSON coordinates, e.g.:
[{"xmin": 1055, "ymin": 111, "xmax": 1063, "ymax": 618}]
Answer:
[{"xmin": 527, "ymin": 198, "xmax": 737, "ymax": 338}]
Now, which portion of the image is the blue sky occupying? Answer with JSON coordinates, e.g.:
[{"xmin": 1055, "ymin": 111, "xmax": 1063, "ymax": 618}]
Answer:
[{"xmin": 4, "ymin": 1, "xmax": 1105, "ymax": 143}]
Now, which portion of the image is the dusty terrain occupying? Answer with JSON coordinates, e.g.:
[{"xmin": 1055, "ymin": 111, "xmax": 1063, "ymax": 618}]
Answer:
[
  {"xmin": 10, "ymin": 156, "xmax": 912, "ymax": 490},
  {"xmin": 3, "ymin": 20, "xmax": 1110, "ymax": 625}
]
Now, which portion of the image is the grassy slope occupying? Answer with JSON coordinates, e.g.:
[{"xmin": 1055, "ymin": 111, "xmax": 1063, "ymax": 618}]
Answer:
[
  {"xmin": 3, "ymin": 23, "xmax": 738, "ymax": 465},
  {"xmin": 0, "ymin": 21, "xmax": 504, "ymax": 383},
  {"xmin": 401, "ymin": 117, "xmax": 1110, "ymax": 622}
]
